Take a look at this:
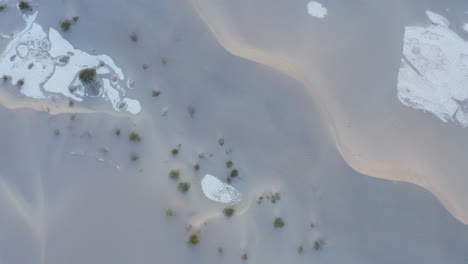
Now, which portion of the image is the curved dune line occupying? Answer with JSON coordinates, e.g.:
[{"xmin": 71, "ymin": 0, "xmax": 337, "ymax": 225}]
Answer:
[{"xmin": 190, "ymin": 0, "xmax": 467, "ymax": 224}]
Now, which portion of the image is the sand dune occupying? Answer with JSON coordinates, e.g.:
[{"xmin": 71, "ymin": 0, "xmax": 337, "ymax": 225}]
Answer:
[{"xmin": 191, "ymin": 0, "xmax": 468, "ymax": 224}]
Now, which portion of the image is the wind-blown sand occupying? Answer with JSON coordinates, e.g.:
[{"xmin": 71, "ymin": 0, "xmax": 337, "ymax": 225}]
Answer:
[
  {"xmin": 0, "ymin": 0, "xmax": 467, "ymax": 263},
  {"xmin": 192, "ymin": 0, "xmax": 468, "ymax": 225}
]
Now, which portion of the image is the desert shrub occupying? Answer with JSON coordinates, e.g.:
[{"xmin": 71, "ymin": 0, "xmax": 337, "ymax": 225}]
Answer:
[
  {"xmin": 169, "ymin": 170, "xmax": 180, "ymax": 180},
  {"xmin": 18, "ymin": 1, "xmax": 32, "ymax": 11},
  {"xmin": 225, "ymin": 160, "xmax": 233, "ymax": 168},
  {"xmin": 17, "ymin": 79, "xmax": 24, "ymax": 86},
  {"xmin": 230, "ymin": 169, "xmax": 238, "ymax": 178},
  {"xmin": 223, "ymin": 207, "xmax": 235, "ymax": 217},
  {"xmin": 129, "ymin": 132, "xmax": 141, "ymax": 141},
  {"xmin": 60, "ymin": 19, "xmax": 71, "ymax": 32},
  {"xmin": 165, "ymin": 208, "xmax": 174, "ymax": 217},
  {"xmin": 313, "ymin": 240, "xmax": 325, "ymax": 251},
  {"xmin": 178, "ymin": 182, "xmax": 190, "ymax": 193},
  {"xmin": 194, "ymin": 163, "xmax": 200, "ymax": 171},
  {"xmin": 171, "ymin": 148, "xmax": 179, "ymax": 155},
  {"xmin": 152, "ymin": 90, "xmax": 160, "ymax": 97},
  {"xmin": 187, "ymin": 234, "xmax": 199, "ymax": 245},
  {"xmin": 274, "ymin": 217, "xmax": 285, "ymax": 228},
  {"xmin": 130, "ymin": 154, "xmax": 139, "ymax": 161},
  {"xmin": 79, "ymin": 68, "xmax": 96, "ymax": 84}
]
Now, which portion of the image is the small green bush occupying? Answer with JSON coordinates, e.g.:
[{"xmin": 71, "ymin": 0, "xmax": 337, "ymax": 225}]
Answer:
[
  {"xmin": 79, "ymin": 68, "xmax": 96, "ymax": 84},
  {"xmin": 217, "ymin": 246, "xmax": 224, "ymax": 255},
  {"xmin": 72, "ymin": 16, "xmax": 79, "ymax": 22},
  {"xmin": 17, "ymin": 79, "xmax": 24, "ymax": 86},
  {"xmin": 188, "ymin": 234, "xmax": 199, "ymax": 245},
  {"xmin": 115, "ymin": 128, "xmax": 121, "ymax": 136},
  {"xmin": 223, "ymin": 207, "xmax": 235, "ymax": 217},
  {"xmin": 60, "ymin": 19, "xmax": 71, "ymax": 32},
  {"xmin": 152, "ymin": 90, "xmax": 160, "ymax": 97},
  {"xmin": 273, "ymin": 217, "xmax": 284, "ymax": 228},
  {"xmin": 225, "ymin": 160, "xmax": 233, "ymax": 168},
  {"xmin": 129, "ymin": 132, "xmax": 141, "ymax": 141},
  {"xmin": 0, "ymin": 4, "xmax": 7, "ymax": 11},
  {"xmin": 54, "ymin": 129, "xmax": 60, "ymax": 136},
  {"xmin": 165, "ymin": 208, "xmax": 174, "ymax": 217},
  {"xmin": 230, "ymin": 169, "xmax": 238, "ymax": 178},
  {"xmin": 18, "ymin": 1, "xmax": 32, "ymax": 11},
  {"xmin": 169, "ymin": 170, "xmax": 180, "ymax": 180},
  {"xmin": 171, "ymin": 148, "xmax": 179, "ymax": 155},
  {"xmin": 242, "ymin": 253, "xmax": 248, "ymax": 260},
  {"xmin": 194, "ymin": 163, "xmax": 200, "ymax": 171},
  {"xmin": 178, "ymin": 182, "xmax": 190, "ymax": 193}
]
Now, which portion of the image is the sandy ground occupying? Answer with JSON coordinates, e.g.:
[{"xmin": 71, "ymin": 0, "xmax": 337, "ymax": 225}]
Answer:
[
  {"xmin": 0, "ymin": 0, "xmax": 467, "ymax": 263},
  {"xmin": 193, "ymin": 0, "xmax": 468, "ymax": 224}
]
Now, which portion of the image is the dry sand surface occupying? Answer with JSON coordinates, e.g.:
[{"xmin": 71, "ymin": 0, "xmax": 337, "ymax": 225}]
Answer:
[{"xmin": 0, "ymin": 0, "xmax": 467, "ymax": 263}]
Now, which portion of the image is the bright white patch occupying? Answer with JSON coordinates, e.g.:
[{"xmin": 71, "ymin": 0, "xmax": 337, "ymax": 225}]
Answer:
[
  {"xmin": 425, "ymin": 10, "xmax": 450, "ymax": 27},
  {"xmin": 464, "ymin": 23, "xmax": 468, "ymax": 33},
  {"xmin": 397, "ymin": 11, "xmax": 468, "ymax": 126},
  {"xmin": 201, "ymin": 174, "xmax": 242, "ymax": 205},
  {"xmin": 0, "ymin": 7, "xmax": 140, "ymax": 114},
  {"xmin": 307, "ymin": 1, "xmax": 328, "ymax": 19}
]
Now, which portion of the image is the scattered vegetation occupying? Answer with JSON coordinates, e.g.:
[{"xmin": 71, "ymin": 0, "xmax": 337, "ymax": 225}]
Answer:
[
  {"xmin": 225, "ymin": 160, "xmax": 233, "ymax": 168},
  {"xmin": 230, "ymin": 169, "xmax": 238, "ymax": 178},
  {"xmin": 115, "ymin": 128, "xmax": 121, "ymax": 136},
  {"xmin": 73, "ymin": 16, "xmax": 79, "ymax": 22},
  {"xmin": 297, "ymin": 246, "xmax": 303, "ymax": 254},
  {"xmin": 152, "ymin": 90, "xmax": 160, "ymax": 97},
  {"xmin": 217, "ymin": 246, "xmax": 224, "ymax": 256},
  {"xmin": 68, "ymin": 99, "xmax": 74, "ymax": 107},
  {"xmin": 223, "ymin": 207, "xmax": 235, "ymax": 217},
  {"xmin": 226, "ymin": 177, "xmax": 232, "ymax": 183},
  {"xmin": 241, "ymin": 253, "xmax": 248, "ymax": 261},
  {"xmin": 310, "ymin": 223, "xmax": 315, "ymax": 229},
  {"xmin": 78, "ymin": 68, "xmax": 96, "ymax": 84},
  {"xmin": 273, "ymin": 217, "xmax": 285, "ymax": 228},
  {"xmin": 54, "ymin": 129, "xmax": 60, "ymax": 136},
  {"xmin": 171, "ymin": 148, "xmax": 179, "ymax": 156},
  {"xmin": 130, "ymin": 154, "xmax": 139, "ymax": 161},
  {"xmin": 0, "ymin": 4, "xmax": 7, "ymax": 11},
  {"xmin": 169, "ymin": 170, "xmax": 180, "ymax": 180},
  {"xmin": 194, "ymin": 163, "xmax": 200, "ymax": 171},
  {"xmin": 142, "ymin": 64, "xmax": 148, "ymax": 70},
  {"xmin": 165, "ymin": 208, "xmax": 174, "ymax": 217},
  {"xmin": 130, "ymin": 32, "xmax": 138, "ymax": 42},
  {"xmin": 271, "ymin": 192, "xmax": 280, "ymax": 203},
  {"xmin": 187, "ymin": 234, "xmax": 199, "ymax": 245},
  {"xmin": 16, "ymin": 79, "xmax": 24, "ymax": 86},
  {"xmin": 313, "ymin": 240, "xmax": 325, "ymax": 251},
  {"xmin": 2, "ymin": 75, "xmax": 8, "ymax": 81},
  {"xmin": 218, "ymin": 137, "xmax": 224, "ymax": 146},
  {"xmin": 129, "ymin": 132, "xmax": 141, "ymax": 141},
  {"xmin": 70, "ymin": 114, "xmax": 76, "ymax": 121},
  {"xmin": 18, "ymin": 1, "xmax": 32, "ymax": 11},
  {"xmin": 178, "ymin": 182, "xmax": 191, "ymax": 193},
  {"xmin": 60, "ymin": 19, "xmax": 72, "ymax": 32},
  {"xmin": 101, "ymin": 147, "xmax": 108, "ymax": 153}
]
